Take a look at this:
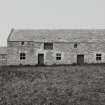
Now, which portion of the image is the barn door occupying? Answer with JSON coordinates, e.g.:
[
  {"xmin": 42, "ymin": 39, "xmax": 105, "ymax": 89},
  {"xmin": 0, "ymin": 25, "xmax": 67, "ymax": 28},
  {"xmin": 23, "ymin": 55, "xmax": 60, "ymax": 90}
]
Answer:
[
  {"xmin": 38, "ymin": 54, "xmax": 44, "ymax": 65},
  {"xmin": 77, "ymin": 55, "xmax": 84, "ymax": 65}
]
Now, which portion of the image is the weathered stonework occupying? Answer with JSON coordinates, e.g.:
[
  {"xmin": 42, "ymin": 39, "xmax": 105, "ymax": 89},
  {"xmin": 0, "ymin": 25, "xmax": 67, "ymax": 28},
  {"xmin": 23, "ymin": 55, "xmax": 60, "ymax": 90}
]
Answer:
[
  {"xmin": 1, "ymin": 29, "xmax": 105, "ymax": 66},
  {"xmin": 7, "ymin": 41, "xmax": 105, "ymax": 65}
]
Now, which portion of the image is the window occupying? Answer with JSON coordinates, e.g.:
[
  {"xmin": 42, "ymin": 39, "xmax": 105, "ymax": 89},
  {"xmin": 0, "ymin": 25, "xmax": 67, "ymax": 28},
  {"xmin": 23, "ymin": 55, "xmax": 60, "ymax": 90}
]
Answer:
[
  {"xmin": 96, "ymin": 54, "xmax": 101, "ymax": 61},
  {"xmin": 20, "ymin": 53, "xmax": 26, "ymax": 60},
  {"xmin": 56, "ymin": 53, "xmax": 61, "ymax": 60},
  {"xmin": 21, "ymin": 41, "xmax": 25, "ymax": 45},
  {"xmin": 44, "ymin": 43, "xmax": 53, "ymax": 50},
  {"xmin": 74, "ymin": 43, "xmax": 77, "ymax": 48}
]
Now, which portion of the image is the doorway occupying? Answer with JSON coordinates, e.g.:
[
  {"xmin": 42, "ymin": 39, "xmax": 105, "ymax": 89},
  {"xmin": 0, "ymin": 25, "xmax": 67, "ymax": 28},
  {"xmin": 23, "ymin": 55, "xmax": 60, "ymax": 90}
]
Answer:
[
  {"xmin": 77, "ymin": 55, "xmax": 84, "ymax": 65},
  {"xmin": 38, "ymin": 54, "xmax": 44, "ymax": 65}
]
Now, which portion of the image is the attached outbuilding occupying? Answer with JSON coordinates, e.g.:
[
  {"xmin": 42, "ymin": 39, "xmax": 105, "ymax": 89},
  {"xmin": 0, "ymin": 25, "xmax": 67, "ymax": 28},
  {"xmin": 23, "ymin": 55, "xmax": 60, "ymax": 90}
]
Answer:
[{"xmin": 0, "ymin": 47, "xmax": 7, "ymax": 65}]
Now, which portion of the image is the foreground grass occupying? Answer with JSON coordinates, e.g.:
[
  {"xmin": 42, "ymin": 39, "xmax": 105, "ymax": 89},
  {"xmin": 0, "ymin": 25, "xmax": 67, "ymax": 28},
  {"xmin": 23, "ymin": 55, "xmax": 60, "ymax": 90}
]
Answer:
[{"xmin": 0, "ymin": 65, "xmax": 105, "ymax": 105}]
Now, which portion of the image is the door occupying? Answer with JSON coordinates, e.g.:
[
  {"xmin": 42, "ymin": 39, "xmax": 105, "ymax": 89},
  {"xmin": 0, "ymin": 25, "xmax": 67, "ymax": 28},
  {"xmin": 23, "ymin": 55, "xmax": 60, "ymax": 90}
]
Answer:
[
  {"xmin": 77, "ymin": 55, "xmax": 84, "ymax": 65},
  {"xmin": 38, "ymin": 54, "xmax": 44, "ymax": 65}
]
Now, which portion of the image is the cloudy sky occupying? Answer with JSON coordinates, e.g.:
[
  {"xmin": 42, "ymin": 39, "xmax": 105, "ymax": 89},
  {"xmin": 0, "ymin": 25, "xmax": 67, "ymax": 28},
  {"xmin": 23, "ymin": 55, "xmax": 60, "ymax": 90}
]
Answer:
[{"xmin": 0, "ymin": 0, "xmax": 105, "ymax": 46}]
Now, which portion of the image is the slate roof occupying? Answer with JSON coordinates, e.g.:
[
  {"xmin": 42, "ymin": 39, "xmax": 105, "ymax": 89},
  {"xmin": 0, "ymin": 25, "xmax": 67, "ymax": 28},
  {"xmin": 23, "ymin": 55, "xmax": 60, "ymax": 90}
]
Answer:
[
  {"xmin": 0, "ymin": 47, "xmax": 7, "ymax": 54},
  {"xmin": 8, "ymin": 29, "xmax": 105, "ymax": 42}
]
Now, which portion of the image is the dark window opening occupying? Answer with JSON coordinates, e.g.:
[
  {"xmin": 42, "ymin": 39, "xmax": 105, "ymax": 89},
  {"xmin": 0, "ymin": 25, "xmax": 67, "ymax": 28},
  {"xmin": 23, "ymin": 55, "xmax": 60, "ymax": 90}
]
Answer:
[
  {"xmin": 56, "ymin": 53, "xmax": 61, "ymax": 60},
  {"xmin": 21, "ymin": 41, "xmax": 25, "ymax": 45},
  {"xmin": 44, "ymin": 43, "xmax": 53, "ymax": 50},
  {"xmin": 20, "ymin": 53, "xmax": 26, "ymax": 60},
  {"xmin": 96, "ymin": 54, "xmax": 101, "ymax": 61},
  {"xmin": 74, "ymin": 43, "xmax": 77, "ymax": 48}
]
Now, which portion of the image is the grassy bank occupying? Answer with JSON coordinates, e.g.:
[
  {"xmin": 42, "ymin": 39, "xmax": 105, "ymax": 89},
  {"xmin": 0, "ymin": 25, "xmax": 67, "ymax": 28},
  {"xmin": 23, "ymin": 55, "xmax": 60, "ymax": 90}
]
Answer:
[{"xmin": 0, "ymin": 65, "xmax": 105, "ymax": 105}]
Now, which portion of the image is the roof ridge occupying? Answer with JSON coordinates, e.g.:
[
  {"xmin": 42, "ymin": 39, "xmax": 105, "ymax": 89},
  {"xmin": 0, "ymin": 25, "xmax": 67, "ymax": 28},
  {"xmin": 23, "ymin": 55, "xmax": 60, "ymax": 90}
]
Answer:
[{"xmin": 12, "ymin": 28, "xmax": 105, "ymax": 31}]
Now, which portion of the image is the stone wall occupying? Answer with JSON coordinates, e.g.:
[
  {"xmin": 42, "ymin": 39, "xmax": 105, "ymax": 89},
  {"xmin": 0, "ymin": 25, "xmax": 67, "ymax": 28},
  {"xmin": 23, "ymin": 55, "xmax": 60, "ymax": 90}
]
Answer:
[{"xmin": 7, "ymin": 41, "xmax": 105, "ymax": 65}]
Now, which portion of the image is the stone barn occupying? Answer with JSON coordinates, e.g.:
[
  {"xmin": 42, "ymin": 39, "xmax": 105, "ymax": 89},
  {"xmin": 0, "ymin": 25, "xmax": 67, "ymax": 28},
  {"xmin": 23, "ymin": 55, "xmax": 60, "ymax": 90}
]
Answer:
[{"xmin": 6, "ymin": 29, "xmax": 105, "ymax": 65}]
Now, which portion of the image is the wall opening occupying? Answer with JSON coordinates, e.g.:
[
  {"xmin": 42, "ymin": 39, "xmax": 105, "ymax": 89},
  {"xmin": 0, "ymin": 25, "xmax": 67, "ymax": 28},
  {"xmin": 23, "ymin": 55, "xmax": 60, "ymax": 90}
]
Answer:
[
  {"xmin": 77, "ymin": 54, "xmax": 84, "ymax": 65},
  {"xmin": 96, "ymin": 53, "xmax": 101, "ymax": 61},
  {"xmin": 38, "ymin": 53, "xmax": 44, "ymax": 65},
  {"xmin": 20, "ymin": 53, "xmax": 26, "ymax": 60}
]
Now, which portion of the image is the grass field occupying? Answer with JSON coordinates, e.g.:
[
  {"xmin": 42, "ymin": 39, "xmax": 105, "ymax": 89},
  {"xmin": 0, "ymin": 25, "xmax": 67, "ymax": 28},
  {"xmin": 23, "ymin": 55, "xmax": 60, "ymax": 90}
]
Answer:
[{"xmin": 0, "ymin": 65, "xmax": 105, "ymax": 105}]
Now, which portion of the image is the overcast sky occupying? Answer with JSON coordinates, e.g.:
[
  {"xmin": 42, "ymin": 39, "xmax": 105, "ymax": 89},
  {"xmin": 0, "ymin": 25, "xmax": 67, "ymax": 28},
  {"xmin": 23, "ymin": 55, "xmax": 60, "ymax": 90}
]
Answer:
[{"xmin": 0, "ymin": 0, "xmax": 105, "ymax": 46}]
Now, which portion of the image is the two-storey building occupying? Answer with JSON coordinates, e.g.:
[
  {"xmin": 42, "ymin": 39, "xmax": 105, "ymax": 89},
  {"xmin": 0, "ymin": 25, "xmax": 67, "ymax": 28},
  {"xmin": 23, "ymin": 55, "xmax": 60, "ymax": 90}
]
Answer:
[{"xmin": 6, "ymin": 29, "xmax": 105, "ymax": 65}]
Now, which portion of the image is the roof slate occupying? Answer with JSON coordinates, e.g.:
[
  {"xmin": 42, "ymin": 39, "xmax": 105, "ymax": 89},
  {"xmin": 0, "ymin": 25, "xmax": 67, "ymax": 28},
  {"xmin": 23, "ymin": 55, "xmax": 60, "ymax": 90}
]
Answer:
[{"xmin": 8, "ymin": 29, "xmax": 105, "ymax": 42}]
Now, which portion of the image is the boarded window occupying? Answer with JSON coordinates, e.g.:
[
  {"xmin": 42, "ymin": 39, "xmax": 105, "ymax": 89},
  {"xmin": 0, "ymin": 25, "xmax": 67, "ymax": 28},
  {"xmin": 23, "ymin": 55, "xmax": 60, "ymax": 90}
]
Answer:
[
  {"xmin": 20, "ymin": 53, "xmax": 26, "ymax": 60},
  {"xmin": 44, "ymin": 43, "xmax": 53, "ymax": 50},
  {"xmin": 56, "ymin": 53, "xmax": 61, "ymax": 60},
  {"xmin": 96, "ymin": 54, "xmax": 101, "ymax": 61}
]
